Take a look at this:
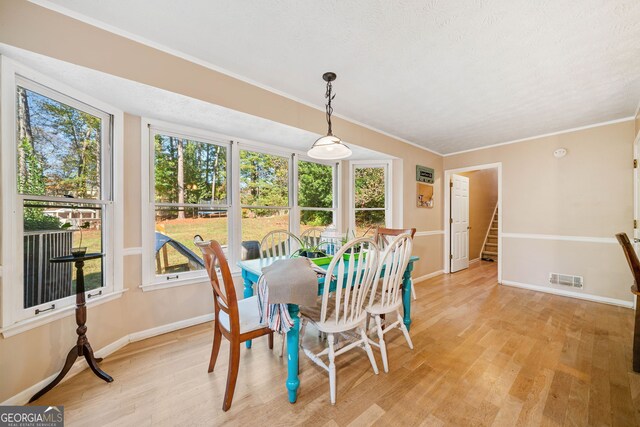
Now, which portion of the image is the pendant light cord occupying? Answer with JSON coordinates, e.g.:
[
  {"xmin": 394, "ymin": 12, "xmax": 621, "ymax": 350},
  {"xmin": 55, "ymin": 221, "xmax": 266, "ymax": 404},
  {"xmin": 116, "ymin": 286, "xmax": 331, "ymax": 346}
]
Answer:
[{"xmin": 325, "ymin": 80, "xmax": 335, "ymax": 136}]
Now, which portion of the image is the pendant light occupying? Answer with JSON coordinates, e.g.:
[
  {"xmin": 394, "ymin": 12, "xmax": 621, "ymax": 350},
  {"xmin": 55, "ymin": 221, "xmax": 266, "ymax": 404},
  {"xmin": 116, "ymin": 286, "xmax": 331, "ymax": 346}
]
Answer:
[{"xmin": 307, "ymin": 72, "xmax": 352, "ymax": 160}]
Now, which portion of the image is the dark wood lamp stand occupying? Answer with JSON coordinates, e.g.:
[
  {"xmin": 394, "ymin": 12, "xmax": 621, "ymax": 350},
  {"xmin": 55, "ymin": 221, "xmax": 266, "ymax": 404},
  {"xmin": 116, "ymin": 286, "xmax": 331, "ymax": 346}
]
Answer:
[{"xmin": 29, "ymin": 253, "xmax": 113, "ymax": 403}]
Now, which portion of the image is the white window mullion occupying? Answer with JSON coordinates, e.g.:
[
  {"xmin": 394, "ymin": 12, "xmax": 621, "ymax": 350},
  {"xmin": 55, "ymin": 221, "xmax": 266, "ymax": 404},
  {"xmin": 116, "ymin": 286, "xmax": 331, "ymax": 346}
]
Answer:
[{"xmin": 229, "ymin": 140, "xmax": 242, "ymax": 271}]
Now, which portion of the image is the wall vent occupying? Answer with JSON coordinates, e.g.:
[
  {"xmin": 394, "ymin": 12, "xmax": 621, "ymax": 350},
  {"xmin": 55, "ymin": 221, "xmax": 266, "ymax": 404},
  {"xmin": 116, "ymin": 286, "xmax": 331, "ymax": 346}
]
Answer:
[{"xmin": 549, "ymin": 273, "xmax": 583, "ymax": 289}]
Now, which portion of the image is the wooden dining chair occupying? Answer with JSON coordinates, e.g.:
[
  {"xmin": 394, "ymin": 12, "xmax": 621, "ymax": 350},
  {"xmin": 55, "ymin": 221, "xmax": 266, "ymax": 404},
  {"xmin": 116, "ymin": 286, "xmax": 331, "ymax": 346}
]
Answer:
[
  {"xmin": 194, "ymin": 237, "xmax": 274, "ymax": 411},
  {"xmin": 615, "ymin": 232, "xmax": 640, "ymax": 373},
  {"xmin": 366, "ymin": 233, "xmax": 414, "ymax": 372},
  {"xmin": 299, "ymin": 237, "xmax": 380, "ymax": 404},
  {"xmin": 374, "ymin": 227, "xmax": 417, "ymax": 300},
  {"xmin": 259, "ymin": 229, "xmax": 302, "ymax": 259}
]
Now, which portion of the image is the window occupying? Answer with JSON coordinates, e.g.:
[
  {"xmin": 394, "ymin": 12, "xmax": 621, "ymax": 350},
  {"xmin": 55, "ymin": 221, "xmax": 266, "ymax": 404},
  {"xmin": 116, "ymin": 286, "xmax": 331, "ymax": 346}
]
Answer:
[
  {"xmin": 352, "ymin": 163, "xmax": 389, "ymax": 237},
  {"xmin": 1, "ymin": 58, "xmax": 123, "ymax": 330},
  {"xmin": 150, "ymin": 128, "xmax": 230, "ymax": 281},
  {"xmin": 298, "ymin": 159, "xmax": 336, "ymax": 233},
  {"xmin": 239, "ymin": 149, "xmax": 291, "ymax": 251}
]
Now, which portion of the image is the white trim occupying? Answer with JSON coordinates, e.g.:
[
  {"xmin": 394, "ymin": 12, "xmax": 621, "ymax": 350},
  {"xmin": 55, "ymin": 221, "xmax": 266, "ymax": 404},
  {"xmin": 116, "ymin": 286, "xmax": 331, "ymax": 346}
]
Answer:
[
  {"xmin": 128, "ymin": 313, "xmax": 214, "ymax": 342},
  {"xmin": 502, "ymin": 233, "xmax": 617, "ymax": 244},
  {"xmin": 444, "ymin": 163, "xmax": 502, "ymax": 283},
  {"xmin": 1, "ymin": 312, "xmax": 214, "ymax": 405},
  {"xmin": 122, "ymin": 247, "xmax": 143, "ymax": 256},
  {"xmin": 414, "ymin": 230, "xmax": 445, "ymax": 237},
  {"xmin": 501, "ymin": 280, "xmax": 634, "ymax": 309},
  {"xmin": 0, "ymin": 289, "xmax": 127, "ymax": 338},
  {"xmin": 443, "ymin": 117, "xmax": 635, "ymax": 157},
  {"xmin": 412, "ymin": 270, "xmax": 444, "ymax": 283},
  {"xmin": 27, "ymin": 0, "xmax": 442, "ymax": 157},
  {"xmin": 469, "ymin": 258, "xmax": 480, "ymax": 264}
]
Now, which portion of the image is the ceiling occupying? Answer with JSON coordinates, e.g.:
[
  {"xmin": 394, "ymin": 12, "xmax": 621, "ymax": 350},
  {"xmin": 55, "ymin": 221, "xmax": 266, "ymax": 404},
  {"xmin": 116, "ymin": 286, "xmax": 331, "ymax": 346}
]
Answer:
[
  {"xmin": 0, "ymin": 44, "xmax": 388, "ymax": 160},
  {"xmin": 32, "ymin": 0, "xmax": 640, "ymax": 154}
]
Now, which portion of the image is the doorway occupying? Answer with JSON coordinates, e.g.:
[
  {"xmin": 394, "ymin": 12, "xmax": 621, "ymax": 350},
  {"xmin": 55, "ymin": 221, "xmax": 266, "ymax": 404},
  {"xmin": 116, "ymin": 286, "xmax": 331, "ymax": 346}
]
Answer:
[{"xmin": 444, "ymin": 163, "xmax": 502, "ymax": 282}]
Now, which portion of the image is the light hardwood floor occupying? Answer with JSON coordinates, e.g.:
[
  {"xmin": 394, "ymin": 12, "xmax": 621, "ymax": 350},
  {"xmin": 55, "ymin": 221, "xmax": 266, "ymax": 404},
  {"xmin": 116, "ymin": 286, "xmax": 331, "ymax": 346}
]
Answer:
[{"xmin": 31, "ymin": 262, "xmax": 640, "ymax": 426}]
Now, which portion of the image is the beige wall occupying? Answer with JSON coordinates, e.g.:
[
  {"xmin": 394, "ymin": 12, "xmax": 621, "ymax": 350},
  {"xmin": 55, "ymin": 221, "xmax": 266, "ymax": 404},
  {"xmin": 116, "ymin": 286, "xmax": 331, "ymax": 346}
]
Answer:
[
  {"xmin": 445, "ymin": 120, "xmax": 635, "ymax": 303},
  {"xmin": 0, "ymin": 0, "xmax": 444, "ymax": 402},
  {"xmin": 459, "ymin": 169, "xmax": 498, "ymax": 260}
]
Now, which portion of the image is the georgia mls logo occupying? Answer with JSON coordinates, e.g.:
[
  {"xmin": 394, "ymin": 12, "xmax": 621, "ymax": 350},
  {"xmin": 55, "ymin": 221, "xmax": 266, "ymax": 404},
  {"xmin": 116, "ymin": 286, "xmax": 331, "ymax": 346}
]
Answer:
[{"xmin": 0, "ymin": 405, "xmax": 64, "ymax": 427}]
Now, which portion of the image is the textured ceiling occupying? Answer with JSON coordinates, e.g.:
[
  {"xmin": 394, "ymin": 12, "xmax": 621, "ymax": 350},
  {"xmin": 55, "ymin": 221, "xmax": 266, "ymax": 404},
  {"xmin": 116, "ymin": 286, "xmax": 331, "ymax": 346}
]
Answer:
[
  {"xmin": 32, "ymin": 0, "xmax": 640, "ymax": 154},
  {"xmin": 0, "ymin": 44, "xmax": 387, "ymax": 160}
]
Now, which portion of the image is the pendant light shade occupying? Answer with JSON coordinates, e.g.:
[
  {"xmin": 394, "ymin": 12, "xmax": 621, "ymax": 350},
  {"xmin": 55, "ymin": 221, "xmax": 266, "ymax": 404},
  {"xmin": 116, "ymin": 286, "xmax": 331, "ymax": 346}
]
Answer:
[
  {"xmin": 308, "ymin": 135, "xmax": 352, "ymax": 160},
  {"xmin": 307, "ymin": 72, "xmax": 352, "ymax": 160}
]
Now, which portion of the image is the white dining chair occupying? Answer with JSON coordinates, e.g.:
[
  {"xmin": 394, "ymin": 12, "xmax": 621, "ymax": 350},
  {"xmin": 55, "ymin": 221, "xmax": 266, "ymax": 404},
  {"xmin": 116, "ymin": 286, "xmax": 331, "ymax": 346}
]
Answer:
[
  {"xmin": 373, "ymin": 227, "xmax": 417, "ymax": 300},
  {"xmin": 366, "ymin": 233, "xmax": 414, "ymax": 373},
  {"xmin": 259, "ymin": 229, "xmax": 302, "ymax": 260},
  {"xmin": 300, "ymin": 227, "xmax": 324, "ymax": 248},
  {"xmin": 299, "ymin": 237, "xmax": 380, "ymax": 404}
]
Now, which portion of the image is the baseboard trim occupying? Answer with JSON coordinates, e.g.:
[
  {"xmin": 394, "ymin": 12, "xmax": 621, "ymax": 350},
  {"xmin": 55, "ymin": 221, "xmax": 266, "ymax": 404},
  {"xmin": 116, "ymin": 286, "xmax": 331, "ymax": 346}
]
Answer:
[
  {"xmin": 469, "ymin": 258, "xmax": 480, "ymax": 264},
  {"xmin": 413, "ymin": 270, "xmax": 444, "ymax": 283},
  {"xmin": 2, "ymin": 313, "xmax": 214, "ymax": 405},
  {"xmin": 501, "ymin": 280, "xmax": 634, "ymax": 308},
  {"xmin": 129, "ymin": 314, "xmax": 214, "ymax": 342}
]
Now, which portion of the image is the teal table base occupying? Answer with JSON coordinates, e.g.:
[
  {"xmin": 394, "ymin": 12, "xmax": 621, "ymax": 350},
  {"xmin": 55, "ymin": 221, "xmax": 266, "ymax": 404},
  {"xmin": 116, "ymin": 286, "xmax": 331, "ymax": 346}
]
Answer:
[{"xmin": 239, "ymin": 257, "xmax": 417, "ymax": 403}]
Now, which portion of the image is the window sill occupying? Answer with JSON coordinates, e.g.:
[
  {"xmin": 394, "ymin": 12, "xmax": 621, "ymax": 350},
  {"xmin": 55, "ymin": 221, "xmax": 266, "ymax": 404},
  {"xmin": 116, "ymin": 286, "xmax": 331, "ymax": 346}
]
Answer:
[
  {"xmin": 140, "ymin": 270, "xmax": 241, "ymax": 292},
  {"xmin": 0, "ymin": 289, "xmax": 127, "ymax": 338}
]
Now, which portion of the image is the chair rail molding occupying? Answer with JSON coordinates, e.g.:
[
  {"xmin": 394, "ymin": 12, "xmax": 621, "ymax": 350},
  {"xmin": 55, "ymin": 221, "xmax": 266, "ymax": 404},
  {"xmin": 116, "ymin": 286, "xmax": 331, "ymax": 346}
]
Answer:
[{"xmin": 502, "ymin": 233, "xmax": 618, "ymax": 244}]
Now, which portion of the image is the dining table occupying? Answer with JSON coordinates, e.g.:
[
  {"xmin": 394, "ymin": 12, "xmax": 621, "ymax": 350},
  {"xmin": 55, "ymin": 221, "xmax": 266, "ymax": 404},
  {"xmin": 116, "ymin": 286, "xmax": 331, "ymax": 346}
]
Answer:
[{"xmin": 237, "ymin": 254, "xmax": 419, "ymax": 404}]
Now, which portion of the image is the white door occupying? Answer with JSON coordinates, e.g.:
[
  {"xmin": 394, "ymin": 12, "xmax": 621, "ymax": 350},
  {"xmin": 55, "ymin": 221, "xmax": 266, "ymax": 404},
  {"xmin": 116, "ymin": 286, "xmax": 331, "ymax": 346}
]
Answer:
[{"xmin": 450, "ymin": 174, "xmax": 469, "ymax": 272}]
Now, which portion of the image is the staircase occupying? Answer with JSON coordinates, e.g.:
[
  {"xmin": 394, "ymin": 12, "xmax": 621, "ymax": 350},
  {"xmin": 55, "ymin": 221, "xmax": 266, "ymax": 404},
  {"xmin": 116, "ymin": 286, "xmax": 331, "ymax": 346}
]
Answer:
[{"xmin": 481, "ymin": 205, "xmax": 498, "ymax": 261}]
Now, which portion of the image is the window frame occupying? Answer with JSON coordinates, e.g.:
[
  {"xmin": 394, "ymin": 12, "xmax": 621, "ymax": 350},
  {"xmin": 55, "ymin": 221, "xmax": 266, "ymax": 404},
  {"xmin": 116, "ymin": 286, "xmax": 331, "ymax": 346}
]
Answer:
[
  {"xmin": 294, "ymin": 154, "xmax": 340, "ymax": 236},
  {"xmin": 349, "ymin": 160, "xmax": 393, "ymax": 235},
  {"xmin": 141, "ymin": 120, "xmax": 233, "ymax": 290},
  {"xmin": 0, "ymin": 56, "xmax": 124, "ymax": 334}
]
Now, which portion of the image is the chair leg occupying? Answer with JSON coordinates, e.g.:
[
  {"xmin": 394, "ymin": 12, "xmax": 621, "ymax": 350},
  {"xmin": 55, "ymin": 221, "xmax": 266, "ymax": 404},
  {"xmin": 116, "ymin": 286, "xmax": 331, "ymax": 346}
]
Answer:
[
  {"xmin": 208, "ymin": 325, "xmax": 222, "ymax": 373},
  {"xmin": 360, "ymin": 327, "xmax": 379, "ymax": 375},
  {"xmin": 397, "ymin": 310, "xmax": 414, "ymax": 350},
  {"xmin": 222, "ymin": 339, "xmax": 241, "ymax": 412},
  {"xmin": 375, "ymin": 315, "xmax": 389, "ymax": 373},
  {"xmin": 411, "ymin": 280, "xmax": 417, "ymax": 300},
  {"xmin": 268, "ymin": 331, "xmax": 274, "ymax": 350},
  {"xmin": 328, "ymin": 333, "xmax": 337, "ymax": 405}
]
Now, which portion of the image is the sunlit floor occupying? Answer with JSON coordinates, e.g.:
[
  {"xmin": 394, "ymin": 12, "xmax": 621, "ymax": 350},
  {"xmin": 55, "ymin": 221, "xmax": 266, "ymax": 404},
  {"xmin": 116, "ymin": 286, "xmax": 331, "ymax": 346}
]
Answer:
[{"xmin": 30, "ymin": 261, "xmax": 639, "ymax": 426}]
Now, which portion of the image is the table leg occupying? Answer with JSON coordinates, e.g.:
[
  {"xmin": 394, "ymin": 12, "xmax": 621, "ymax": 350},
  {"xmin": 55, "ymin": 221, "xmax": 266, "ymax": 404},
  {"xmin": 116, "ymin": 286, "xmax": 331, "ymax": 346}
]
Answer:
[
  {"xmin": 402, "ymin": 262, "xmax": 414, "ymax": 332},
  {"xmin": 243, "ymin": 273, "xmax": 254, "ymax": 349},
  {"xmin": 286, "ymin": 304, "xmax": 300, "ymax": 403}
]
